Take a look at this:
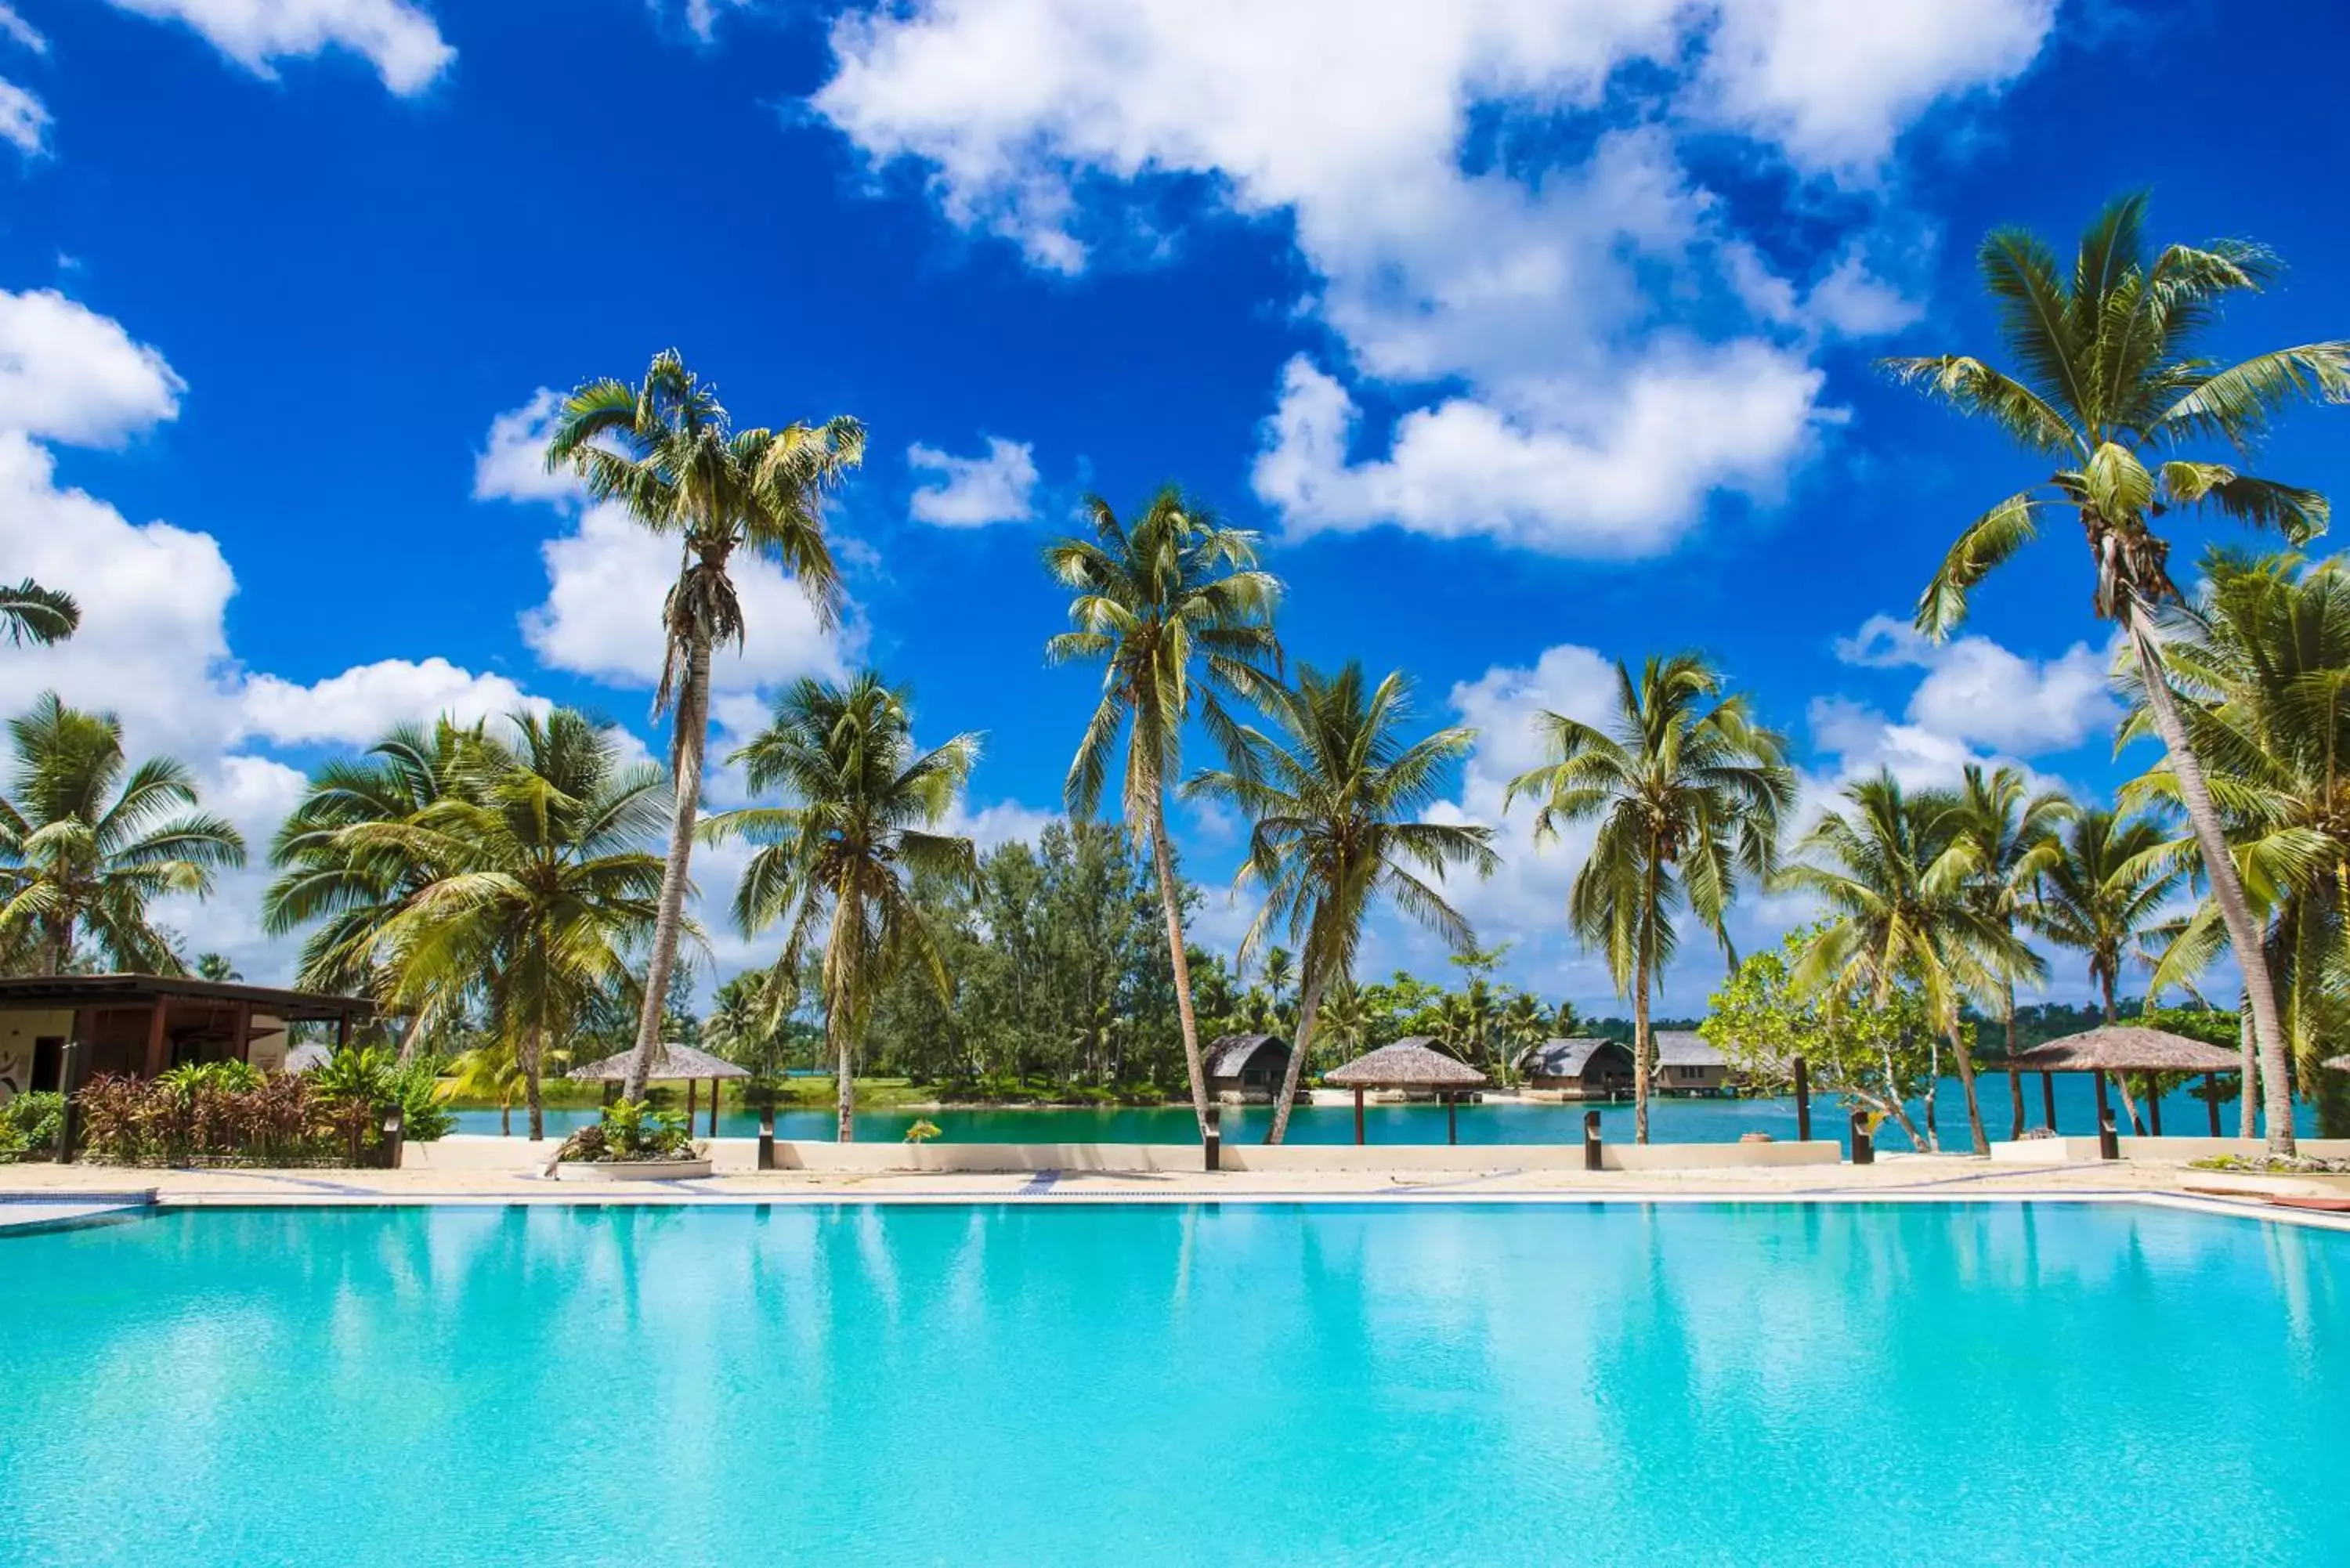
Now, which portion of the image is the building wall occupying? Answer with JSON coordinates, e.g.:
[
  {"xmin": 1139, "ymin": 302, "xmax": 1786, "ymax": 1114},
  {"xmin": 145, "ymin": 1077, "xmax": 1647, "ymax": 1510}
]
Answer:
[
  {"xmin": 0, "ymin": 1008, "xmax": 71, "ymax": 1102},
  {"xmin": 248, "ymin": 1016, "xmax": 289, "ymax": 1072}
]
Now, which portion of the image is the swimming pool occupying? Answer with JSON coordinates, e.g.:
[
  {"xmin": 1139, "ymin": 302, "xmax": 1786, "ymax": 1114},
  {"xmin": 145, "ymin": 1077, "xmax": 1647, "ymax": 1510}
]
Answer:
[{"xmin": 2, "ymin": 1202, "xmax": 2341, "ymax": 1565}]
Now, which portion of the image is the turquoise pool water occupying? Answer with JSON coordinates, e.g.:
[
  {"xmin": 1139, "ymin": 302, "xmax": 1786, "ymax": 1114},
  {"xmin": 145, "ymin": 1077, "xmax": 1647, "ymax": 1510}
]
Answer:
[
  {"xmin": 456, "ymin": 1070, "xmax": 2313, "ymax": 1143},
  {"xmin": 2, "ymin": 1202, "xmax": 2341, "ymax": 1565}
]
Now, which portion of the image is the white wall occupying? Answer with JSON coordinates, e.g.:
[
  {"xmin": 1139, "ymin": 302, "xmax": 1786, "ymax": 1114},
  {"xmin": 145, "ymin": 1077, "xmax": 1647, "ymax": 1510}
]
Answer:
[{"xmin": 0, "ymin": 1008, "xmax": 70, "ymax": 1101}]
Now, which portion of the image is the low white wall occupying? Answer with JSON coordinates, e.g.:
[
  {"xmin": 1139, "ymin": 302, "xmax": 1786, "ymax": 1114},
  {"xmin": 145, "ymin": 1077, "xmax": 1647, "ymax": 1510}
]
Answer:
[{"xmin": 1991, "ymin": 1136, "xmax": 2350, "ymax": 1165}]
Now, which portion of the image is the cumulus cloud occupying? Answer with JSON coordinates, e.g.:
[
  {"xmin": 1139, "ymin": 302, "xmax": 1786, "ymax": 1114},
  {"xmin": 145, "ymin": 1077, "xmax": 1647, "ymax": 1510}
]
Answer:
[
  {"xmin": 105, "ymin": 0, "xmax": 454, "ymax": 94},
  {"xmin": 1835, "ymin": 613, "xmax": 2120, "ymax": 755},
  {"xmin": 906, "ymin": 435, "xmax": 1038, "ymax": 527},
  {"xmin": 240, "ymin": 659, "xmax": 548, "ymax": 747},
  {"xmin": 472, "ymin": 388, "xmax": 582, "ymax": 505},
  {"xmin": 0, "ymin": 5, "xmax": 45, "ymax": 52},
  {"xmin": 0, "ymin": 77, "xmax": 45, "ymax": 156},
  {"xmin": 0, "ymin": 290, "xmax": 184, "ymax": 446},
  {"xmin": 808, "ymin": 1, "xmax": 2056, "ymax": 555}
]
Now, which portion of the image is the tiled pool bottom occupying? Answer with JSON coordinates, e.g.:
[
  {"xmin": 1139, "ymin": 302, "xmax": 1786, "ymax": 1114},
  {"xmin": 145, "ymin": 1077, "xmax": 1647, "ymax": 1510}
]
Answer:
[{"xmin": 2, "ymin": 1202, "xmax": 2341, "ymax": 1566}]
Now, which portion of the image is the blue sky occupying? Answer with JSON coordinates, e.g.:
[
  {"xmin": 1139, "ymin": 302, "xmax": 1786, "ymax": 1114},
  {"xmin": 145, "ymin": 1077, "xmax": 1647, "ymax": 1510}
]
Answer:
[{"xmin": 3, "ymin": 0, "xmax": 2346, "ymax": 1009}]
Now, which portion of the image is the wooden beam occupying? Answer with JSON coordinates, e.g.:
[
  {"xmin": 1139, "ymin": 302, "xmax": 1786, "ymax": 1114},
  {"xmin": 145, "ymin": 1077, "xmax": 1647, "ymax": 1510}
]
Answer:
[
  {"xmin": 2204, "ymin": 1073, "xmax": 2222, "ymax": 1136},
  {"xmin": 1793, "ymin": 1055, "xmax": 1811, "ymax": 1142},
  {"xmin": 233, "ymin": 1002, "xmax": 252, "ymax": 1065},
  {"xmin": 143, "ymin": 1000, "xmax": 169, "ymax": 1078},
  {"xmin": 1445, "ymin": 1092, "xmax": 1457, "ymax": 1146},
  {"xmin": 2093, "ymin": 1070, "xmax": 2111, "ymax": 1129},
  {"xmin": 337, "ymin": 1013, "xmax": 352, "ymax": 1050}
]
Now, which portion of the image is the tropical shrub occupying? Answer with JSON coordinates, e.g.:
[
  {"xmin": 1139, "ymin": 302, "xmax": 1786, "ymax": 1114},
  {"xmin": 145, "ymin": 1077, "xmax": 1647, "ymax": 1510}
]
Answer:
[
  {"xmin": 0, "ymin": 1090, "xmax": 63, "ymax": 1160},
  {"xmin": 71, "ymin": 1056, "xmax": 448, "ymax": 1167},
  {"xmin": 556, "ymin": 1098, "xmax": 697, "ymax": 1163}
]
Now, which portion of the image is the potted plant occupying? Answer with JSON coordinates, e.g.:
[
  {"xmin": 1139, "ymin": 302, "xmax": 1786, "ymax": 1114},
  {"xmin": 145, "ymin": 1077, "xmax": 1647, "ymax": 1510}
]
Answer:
[{"xmin": 551, "ymin": 1099, "xmax": 710, "ymax": 1180}]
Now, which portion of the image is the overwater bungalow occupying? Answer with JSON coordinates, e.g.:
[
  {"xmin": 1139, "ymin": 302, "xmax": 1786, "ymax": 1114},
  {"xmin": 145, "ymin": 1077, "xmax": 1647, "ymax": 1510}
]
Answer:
[
  {"xmin": 1654, "ymin": 1031, "xmax": 1734, "ymax": 1096},
  {"xmin": 1204, "ymin": 1032, "xmax": 1293, "ymax": 1102},
  {"xmin": 0, "ymin": 973, "xmax": 374, "ymax": 1097},
  {"xmin": 1515, "ymin": 1036, "xmax": 1634, "ymax": 1097}
]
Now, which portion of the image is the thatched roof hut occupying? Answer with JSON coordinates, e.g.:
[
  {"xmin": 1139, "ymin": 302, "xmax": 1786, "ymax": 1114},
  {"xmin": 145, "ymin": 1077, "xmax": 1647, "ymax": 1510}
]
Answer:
[
  {"xmin": 1325, "ymin": 1037, "xmax": 1485, "ymax": 1146},
  {"xmin": 2007, "ymin": 1026, "xmax": 2243, "ymax": 1138},
  {"xmin": 1204, "ymin": 1032, "xmax": 1291, "ymax": 1098},
  {"xmin": 565, "ymin": 1042, "xmax": 747, "ymax": 1136}
]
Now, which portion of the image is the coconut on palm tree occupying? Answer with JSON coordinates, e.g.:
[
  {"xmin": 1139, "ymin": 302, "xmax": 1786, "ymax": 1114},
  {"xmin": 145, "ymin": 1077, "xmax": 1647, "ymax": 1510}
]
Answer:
[
  {"xmin": 0, "ymin": 692, "xmax": 245, "ymax": 975},
  {"xmin": 1186, "ymin": 663, "xmax": 1497, "ymax": 1143},
  {"xmin": 1885, "ymin": 193, "xmax": 2349, "ymax": 1153},
  {"xmin": 1505, "ymin": 653, "xmax": 1792, "ymax": 1143},
  {"xmin": 1943, "ymin": 764, "xmax": 2074, "ymax": 1138},
  {"xmin": 347, "ymin": 710, "xmax": 667, "ymax": 1140},
  {"xmin": 546, "ymin": 350, "xmax": 863, "ymax": 1103},
  {"xmin": 0, "ymin": 580, "xmax": 78, "ymax": 648},
  {"xmin": 706, "ymin": 672, "xmax": 978, "ymax": 1141},
  {"xmin": 1044, "ymin": 486, "xmax": 1282, "ymax": 1137}
]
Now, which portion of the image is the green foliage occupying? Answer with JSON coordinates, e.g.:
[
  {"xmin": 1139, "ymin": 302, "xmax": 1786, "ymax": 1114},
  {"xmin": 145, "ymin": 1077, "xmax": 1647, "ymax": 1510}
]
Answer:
[
  {"xmin": 0, "ymin": 579, "xmax": 79, "ymax": 649},
  {"xmin": 76, "ymin": 1071, "xmax": 356, "ymax": 1166},
  {"xmin": 557, "ymin": 1098, "xmax": 696, "ymax": 1163},
  {"xmin": 0, "ymin": 1089, "xmax": 63, "ymax": 1160}
]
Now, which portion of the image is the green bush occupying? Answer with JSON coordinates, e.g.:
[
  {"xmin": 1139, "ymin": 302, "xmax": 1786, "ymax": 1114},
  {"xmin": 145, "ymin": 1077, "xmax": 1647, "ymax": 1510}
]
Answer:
[
  {"xmin": 0, "ymin": 1090, "xmax": 64, "ymax": 1160},
  {"xmin": 557, "ymin": 1099, "xmax": 697, "ymax": 1163}
]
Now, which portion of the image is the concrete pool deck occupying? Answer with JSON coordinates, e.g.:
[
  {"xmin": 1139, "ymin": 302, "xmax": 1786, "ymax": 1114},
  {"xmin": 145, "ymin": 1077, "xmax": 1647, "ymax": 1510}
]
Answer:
[{"xmin": 5, "ymin": 1151, "xmax": 2349, "ymax": 1234}]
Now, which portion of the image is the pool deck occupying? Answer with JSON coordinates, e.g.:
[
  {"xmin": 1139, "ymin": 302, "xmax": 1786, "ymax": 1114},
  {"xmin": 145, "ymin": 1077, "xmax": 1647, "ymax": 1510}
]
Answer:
[{"xmin": 5, "ymin": 1154, "xmax": 2348, "ymax": 1233}]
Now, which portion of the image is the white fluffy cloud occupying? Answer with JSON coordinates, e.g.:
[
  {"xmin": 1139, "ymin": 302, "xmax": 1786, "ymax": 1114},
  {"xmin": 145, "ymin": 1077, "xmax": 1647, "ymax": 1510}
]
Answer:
[
  {"xmin": 240, "ymin": 658, "xmax": 547, "ymax": 746},
  {"xmin": 105, "ymin": 0, "xmax": 454, "ymax": 94},
  {"xmin": 472, "ymin": 388, "xmax": 580, "ymax": 505},
  {"xmin": 0, "ymin": 290, "xmax": 184, "ymax": 446},
  {"xmin": 0, "ymin": 78, "xmax": 45, "ymax": 156},
  {"xmin": 810, "ymin": 1, "xmax": 2055, "ymax": 556},
  {"xmin": 1835, "ymin": 613, "xmax": 2120, "ymax": 755},
  {"xmin": 0, "ymin": 5, "xmax": 44, "ymax": 52},
  {"xmin": 906, "ymin": 435, "xmax": 1038, "ymax": 527}
]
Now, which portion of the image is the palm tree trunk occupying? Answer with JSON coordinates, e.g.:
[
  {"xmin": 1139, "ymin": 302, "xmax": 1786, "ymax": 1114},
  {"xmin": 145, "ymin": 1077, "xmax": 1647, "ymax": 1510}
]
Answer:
[
  {"xmin": 833, "ymin": 1003, "xmax": 854, "ymax": 1143},
  {"xmin": 396, "ymin": 1010, "xmax": 428, "ymax": 1067},
  {"xmin": 2099, "ymin": 971, "xmax": 2142, "ymax": 1136},
  {"xmin": 1947, "ymin": 1021, "xmax": 1989, "ymax": 1155},
  {"xmin": 2238, "ymin": 1003, "xmax": 2258, "ymax": 1140},
  {"xmin": 1265, "ymin": 964, "xmax": 1327, "ymax": 1145},
  {"xmin": 626, "ymin": 634, "xmax": 711, "ymax": 1103},
  {"xmin": 1923, "ymin": 1031, "xmax": 1940, "ymax": 1152},
  {"xmin": 524, "ymin": 1020, "xmax": 545, "ymax": 1143},
  {"xmin": 2125, "ymin": 612, "xmax": 2296, "ymax": 1155},
  {"xmin": 2005, "ymin": 984, "xmax": 2024, "ymax": 1142},
  {"xmin": 1145, "ymin": 789, "xmax": 1213, "ymax": 1140},
  {"xmin": 1634, "ymin": 855, "xmax": 1657, "ymax": 1145}
]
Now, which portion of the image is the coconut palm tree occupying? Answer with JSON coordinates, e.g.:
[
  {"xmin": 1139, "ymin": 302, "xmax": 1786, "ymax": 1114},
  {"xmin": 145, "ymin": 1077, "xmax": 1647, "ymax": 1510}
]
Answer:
[
  {"xmin": 349, "ymin": 710, "xmax": 667, "ymax": 1140},
  {"xmin": 192, "ymin": 952, "xmax": 240, "ymax": 981},
  {"xmin": 265, "ymin": 719, "xmax": 489, "ymax": 1060},
  {"xmin": 0, "ymin": 580, "xmax": 78, "ymax": 648},
  {"xmin": 2027, "ymin": 808, "xmax": 2187, "ymax": 1134},
  {"xmin": 1884, "ymin": 193, "xmax": 2350, "ymax": 1153},
  {"xmin": 1313, "ymin": 980, "xmax": 1368, "ymax": 1067},
  {"xmin": 1943, "ymin": 764, "xmax": 2075, "ymax": 1138},
  {"xmin": 545, "ymin": 350, "xmax": 864, "ymax": 1103},
  {"xmin": 1777, "ymin": 772, "xmax": 2046, "ymax": 1154},
  {"xmin": 1505, "ymin": 653, "xmax": 1793, "ymax": 1143},
  {"xmin": 0, "ymin": 692, "xmax": 245, "ymax": 975},
  {"xmin": 1044, "ymin": 486, "xmax": 1282, "ymax": 1139},
  {"xmin": 1499, "ymin": 990, "xmax": 1552, "ymax": 1069},
  {"xmin": 1187, "ymin": 663, "xmax": 1497, "ymax": 1143},
  {"xmin": 706, "ymin": 672, "xmax": 978, "ymax": 1141}
]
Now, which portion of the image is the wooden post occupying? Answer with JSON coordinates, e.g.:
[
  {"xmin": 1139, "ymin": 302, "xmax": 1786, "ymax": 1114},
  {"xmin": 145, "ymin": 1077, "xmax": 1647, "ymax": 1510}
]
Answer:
[
  {"xmin": 2093, "ymin": 1070, "xmax": 2112, "ymax": 1133},
  {"xmin": 1583, "ymin": 1110, "xmax": 1602, "ymax": 1172},
  {"xmin": 757, "ymin": 1104, "xmax": 776, "ymax": 1171},
  {"xmin": 337, "ymin": 1013, "xmax": 352, "ymax": 1051},
  {"xmin": 54, "ymin": 1039, "xmax": 82, "ymax": 1164},
  {"xmin": 1445, "ymin": 1092, "xmax": 1457, "ymax": 1146},
  {"xmin": 1792, "ymin": 1056, "xmax": 1811, "ymax": 1143},
  {"xmin": 2041, "ymin": 1071, "xmax": 2057, "ymax": 1133},
  {"xmin": 2204, "ymin": 1073, "xmax": 2222, "ymax": 1136},
  {"xmin": 1849, "ymin": 1111, "xmax": 1874, "ymax": 1165},
  {"xmin": 232, "ymin": 1002, "xmax": 252, "ymax": 1066},
  {"xmin": 687, "ymin": 1078, "xmax": 698, "ymax": 1123},
  {"xmin": 2098, "ymin": 1107, "xmax": 2119, "ymax": 1162},
  {"xmin": 708, "ymin": 1078, "xmax": 719, "ymax": 1136},
  {"xmin": 2146, "ymin": 1073, "xmax": 2163, "ymax": 1136},
  {"xmin": 1352, "ymin": 1087, "xmax": 1365, "ymax": 1146},
  {"xmin": 143, "ymin": 1000, "xmax": 169, "ymax": 1078}
]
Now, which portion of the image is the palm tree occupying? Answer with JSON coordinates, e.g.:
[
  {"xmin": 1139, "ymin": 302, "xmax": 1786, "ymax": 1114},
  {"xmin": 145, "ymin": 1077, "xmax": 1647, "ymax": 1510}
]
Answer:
[
  {"xmin": 0, "ymin": 692, "xmax": 245, "ymax": 975},
  {"xmin": 1499, "ymin": 990, "xmax": 1551, "ymax": 1069},
  {"xmin": 1313, "ymin": 979, "xmax": 1368, "ymax": 1068},
  {"xmin": 0, "ymin": 580, "xmax": 78, "ymax": 648},
  {"xmin": 192, "ymin": 952, "xmax": 240, "ymax": 981},
  {"xmin": 707, "ymin": 672, "xmax": 978, "ymax": 1141},
  {"xmin": 1779, "ymin": 773, "xmax": 2047, "ymax": 1154},
  {"xmin": 1884, "ymin": 193, "xmax": 2350, "ymax": 1154},
  {"xmin": 2027, "ymin": 808, "xmax": 2188, "ymax": 1134},
  {"xmin": 2120, "ymin": 550, "xmax": 2350, "ymax": 1136},
  {"xmin": 1505, "ymin": 653, "xmax": 1793, "ymax": 1143},
  {"xmin": 546, "ymin": 350, "xmax": 864, "ymax": 1104},
  {"xmin": 351, "ymin": 710, "xmax": 667, "ymax": 1140},
  {"xmin": 1943, "ymin": 764, "xmax": 2074, "ymax": 1138},
  {"xmin": 1044, "ymin": 486, "xmax": 1282, "ymax": 1139},
  {"xmin": 1260, "ymin": 945, "xmax": 1296, "ymax": 1027},
  {"xmin": 265, "ymin": 719, "xmax": 488, "ymax": 1060},
  {"xmin": 1187, "ymin": 663, "xmax": 1497, "ymax": 1143}
]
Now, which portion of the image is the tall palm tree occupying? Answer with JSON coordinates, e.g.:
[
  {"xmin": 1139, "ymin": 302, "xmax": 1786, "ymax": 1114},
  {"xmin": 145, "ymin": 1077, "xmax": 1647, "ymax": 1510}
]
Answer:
[
  {"xmin": 192, "ymin": 952, "xmax": 240, "ymax": 981},
  {"xmin": 2121, "ymin": 551, "xmax": 2350, "ymax": 1136},
  {"xmin": 1044, "ymin": 486, "xmax": 1282, "ymax": 1137},
  {"xmin": 1505, "ymin": 653, "xmax": 1792, "ymax": 1143},
  {"xmin": 2027, "ymin": 808, "xmax": 2187, "ymax": 1134},
  {"xmin": 1187, "ymin": 663, "xmax": 1497, "ymax": 1143},
  {"xmin": 1499, "ymin": 990, "xmax": 1551, "ymax": 1071},
  {"xmin": 0, "ymin": 692, "xmax": 245, "ymax": 975},
  {"xmin": 265, "ymin": 719, "xmax": 487, "ymax": 1060},
  {"xmin": 546, "ymin": 350, "xmax": 864, "ymax": 1103},
  {"xmin": 707, "ymin": 672, "xmax": 978, "ymax": 1141},
  {"xmin": 1777, "ymin": 772, "xmax": 2045, "ymax": 1155},
  {"xmin": 351, "ymin": 710, "xmax": 667, "ymax": 1140},
  {"xmin": 1943, "ymin": 764, "xmax": 2074, "ymax": 1138},
  {"xmin": 1884, "ymin": 193, "xmax": 2350, "ymax": 1154},
  {"xmin": 1313, "ymin": 979, "xmax": 1368, "ymax": 1067},
  {"xmin": 0, "ymin": 580, "xmax": 78, "ymax": 648}
]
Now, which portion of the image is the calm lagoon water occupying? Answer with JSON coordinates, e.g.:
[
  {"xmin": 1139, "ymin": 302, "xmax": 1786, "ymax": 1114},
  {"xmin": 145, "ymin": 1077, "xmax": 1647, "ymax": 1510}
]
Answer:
[
  {"xmin": 1, "ymin": 1202, "xmax": 2341, "ymax": 1566},
  {"xmin": 456, "ymin": 1071, "xmax": 2315, "ymax": 1145}
]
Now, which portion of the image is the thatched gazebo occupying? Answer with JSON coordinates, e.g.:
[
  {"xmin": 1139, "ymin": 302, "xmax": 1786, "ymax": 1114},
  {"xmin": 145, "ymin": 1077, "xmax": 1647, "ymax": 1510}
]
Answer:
[
  {"xmin": 2006, "ymin": 1026, "xmax": 2243, "ymax": 1137},
  {"xmin": 566, "ymin": 1043, "xmax": 748, "ymax": 1136},
  {"xmin": 1325, "ymin": 1037, "xmax": 1488, "ymax": 1145}
]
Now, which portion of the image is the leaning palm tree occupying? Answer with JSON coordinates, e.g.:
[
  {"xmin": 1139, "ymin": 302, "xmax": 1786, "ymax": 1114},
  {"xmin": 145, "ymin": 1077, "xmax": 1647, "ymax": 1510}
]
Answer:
[
  {"xmin": 352, "ymin": 710, "xmax": 667, "ymax": 1140},
  {"xmin": 546, "ymin": 350, "xmax": 864, "ymax": 1103},
  {"xmin": 705, "ymin": 672, "xmax": 978, "ymax": 1141},
  {"xmin": 1187, "ymin": 663, "xmax": 1497, "ymax": 1143},
  {"xmin": 1505, "ymin": 653, "xmax": 1793, "ymax": 1143},
  {"xmin": 264, "ymin": 719, "xmax": 489, "ymax": 1060},
  {"xmin": 1777, "ymin": 772, "xmax": 2045, "ymax": 1155},
  {"xmin": 1885, "ymin": 192, "xmax": 2350, "ymax": 1153},
  {"xmin": 1943, "ymin": 764, "xmax": 2074, "ymax": 1138},
  {"xmin": 0, "ymin": 692, "xmax": 245, "ymax": 975},
  {"xmin": 1044, "ymin": 486, "xmax": 1282, "ymax": 1138},
  {"xmin": 2026, "ymin": 808, "xmax": 2187, "ymax": 1134},
  {"xmin": 0, "ymin": 580, "xmax": 78, "ymax": 648}
]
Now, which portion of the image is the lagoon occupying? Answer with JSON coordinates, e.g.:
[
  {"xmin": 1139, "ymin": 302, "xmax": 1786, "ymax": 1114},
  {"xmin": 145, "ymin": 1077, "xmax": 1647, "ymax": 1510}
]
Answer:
[{"xmin": 2, "ymin": 1202, "xmax": 2342, "ymax": 1566}]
